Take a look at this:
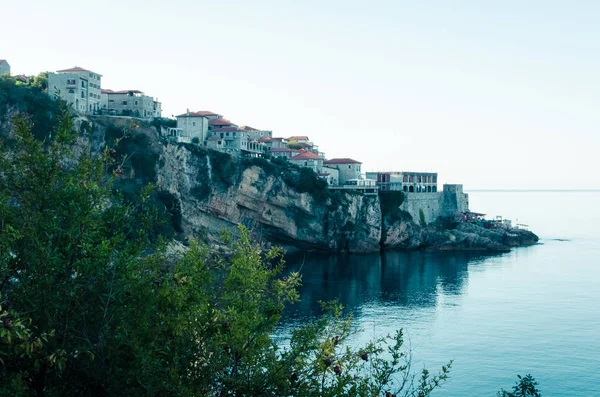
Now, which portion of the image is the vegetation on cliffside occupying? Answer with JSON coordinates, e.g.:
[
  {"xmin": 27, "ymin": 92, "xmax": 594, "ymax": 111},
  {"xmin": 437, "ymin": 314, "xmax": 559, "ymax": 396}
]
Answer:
[
  {"xmin": 0, "ymin": 82, "xmax": 542, "ymax": 396},
  {"xmin": 0, "ymin": 110, "xmax": 457, "ymax": 396}
]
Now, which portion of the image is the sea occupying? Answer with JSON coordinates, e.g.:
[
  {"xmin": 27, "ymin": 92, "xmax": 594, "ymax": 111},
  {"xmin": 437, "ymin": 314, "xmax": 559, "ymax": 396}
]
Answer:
[{"xmin": 279, "ymin": 191, "xmax": 600, "ymax": 396}]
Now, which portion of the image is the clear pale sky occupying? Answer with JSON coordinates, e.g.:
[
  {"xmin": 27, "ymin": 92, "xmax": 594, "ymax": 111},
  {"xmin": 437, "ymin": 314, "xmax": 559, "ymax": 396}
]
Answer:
[{"xmin": 2, "ymin": 0, "xmax": 599, "ymax": 189}]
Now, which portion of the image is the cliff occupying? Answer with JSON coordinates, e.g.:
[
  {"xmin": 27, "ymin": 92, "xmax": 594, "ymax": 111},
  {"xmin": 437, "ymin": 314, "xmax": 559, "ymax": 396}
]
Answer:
[{"xmin": 79, "ymin": 117, "xmax": 541, "ymax": 253}]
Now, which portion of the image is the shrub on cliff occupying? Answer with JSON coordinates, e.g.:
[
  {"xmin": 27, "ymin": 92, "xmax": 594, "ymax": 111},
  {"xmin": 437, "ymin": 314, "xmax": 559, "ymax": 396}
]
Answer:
[
  {"xmin": 0, "ymin": 75, "xmax": 62, "ymax": 141},
  {"xmin": 0, "ymin": 113, "xmax": 455, "ymax": 396}
]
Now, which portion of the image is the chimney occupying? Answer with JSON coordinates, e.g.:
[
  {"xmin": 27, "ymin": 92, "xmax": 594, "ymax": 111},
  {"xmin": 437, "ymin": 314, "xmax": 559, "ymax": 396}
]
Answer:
[{"xmin": 186, "ymin": 108, "xmax": 190, "ymax": 116}]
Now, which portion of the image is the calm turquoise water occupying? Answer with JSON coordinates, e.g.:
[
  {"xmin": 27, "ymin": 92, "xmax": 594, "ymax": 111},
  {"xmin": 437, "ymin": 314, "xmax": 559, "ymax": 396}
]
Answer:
[{"xmin": 281, "ymin": 192, "xmax": 600, "ymax": 396}]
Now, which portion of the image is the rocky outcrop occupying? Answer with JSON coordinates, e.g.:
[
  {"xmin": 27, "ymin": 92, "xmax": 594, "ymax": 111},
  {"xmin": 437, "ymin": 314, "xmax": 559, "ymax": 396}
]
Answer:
[
  {"xmin": 383, "ymin": 218, "xmax": 539, "ymax": 252},
  {"xmin": 158, "ymin": 144, "xmax": 382, "ymax": 253},
  {"xmin": 75, "ymin": 118, "xmax": 538, "ymax": 253}
]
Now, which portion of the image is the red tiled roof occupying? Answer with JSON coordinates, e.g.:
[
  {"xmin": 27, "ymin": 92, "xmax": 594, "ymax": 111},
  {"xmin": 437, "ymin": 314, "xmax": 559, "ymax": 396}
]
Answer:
[
  {"xmin": 288, "ymin": 136, "xmax": 309, "ymax": 141},
  {"xmin": 176, "ymin": 111, "xmax": 220, "ymax": 118},
  {"xmin": 239, "ymin": 125, "xmax": 258, "ymax": 131},
  {"xmin": 56, "ymin": 66, "xmax": 100, "ymax": 75},
  {"xmin": 270, "ymin": 148, "xmax": 296, "ymax": 152},
  {"xmin": 101, "ymin": 89, "xmax": 114, "ymax": 94},
  {"xmin": 299, "ymin": 142, "xmax": 313, "ymax": 148},
  {"xmin": 208, "ymin": 118, "xmax": 234, "ymax": 126},
  {"xmin": 324, "ymin": 158, "xmax": 362, "ymax": 165},
  {"xmin": 14, "ymin": 75, "xmax": 28, "ymax": 82},
  {"xmin": 0, "ymin": 60, "xmax": 6, "ymax": 65},
  {"xmin": 270, "ymin": 137, "xmax": 287, "ymax": 142},
  {"xmin": 291, "ymin": 150, "xmax": 321, "ymax": 160},
  {"xmin": 258, "ymin": 137, "xmax": 271, "ymax": 143}
]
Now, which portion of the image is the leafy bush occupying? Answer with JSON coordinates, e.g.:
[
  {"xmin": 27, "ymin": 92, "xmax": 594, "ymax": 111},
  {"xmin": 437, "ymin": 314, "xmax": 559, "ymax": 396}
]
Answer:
[
  {"xmin": 0, "ymin": 75, "xmax": 62, "ymax": 141},
  {"xmin": 380, "ymin": 191, "xmax": 411, "ymax": 223},
  {"xmin": 419, "ymin": 208, "xmax": 426, "ymax": 227},
  {"xmin": 154, "ymin": 190, "xmax": 183, "ymax": 234},
  {"xmin": 191, "ymin": 136, "xmax": 200, "ymax": 144},
  {"xmin": 0, "ymin": 114, "xmax": 540, "ymax": 396},
  {"xmin": 151, "ymin": 117, "xmax": 176, "ymax": 135},
  {"xmin": 498, "ymin": 374, "xmax": 542, "ymax": 397},
  {"xmin": 208, "ymin": 149, "xmax": 236, "ymax": 187},
  {"xmin": 104, "ymin": 124, "xmax": 159, "ymax": 183}
]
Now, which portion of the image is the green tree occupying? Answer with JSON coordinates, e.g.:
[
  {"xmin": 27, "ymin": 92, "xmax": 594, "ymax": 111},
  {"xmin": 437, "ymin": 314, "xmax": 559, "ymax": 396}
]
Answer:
[
  {"xmin": 498, "ymin": 375, "xmax": 542, "ymax": 397},
  {"xmin": 0, "ymin": 111, "xmax": 452, "ymax": 396},
  {"xmin": 287, "ymin": 140, "xmax": 303, "ymax": 150}
]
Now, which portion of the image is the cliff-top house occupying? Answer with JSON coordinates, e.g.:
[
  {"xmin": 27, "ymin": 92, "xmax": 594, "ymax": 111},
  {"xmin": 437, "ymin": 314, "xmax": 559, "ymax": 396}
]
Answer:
[
  {"xmin": 101, "ymin": 89, "xmax": 162, "ymax": 119},
  {"xmin": 0, "ymin": 60, "xmax": 10, "ymax": 76},
  {"xmin": 48, "ymin": 66, "xmax": 102, "ymax": 114},
  {"xmin": 365, "ymin": 171, "xmax": 438, "ymax": 193},
  {"xmin": 323, "ymin": 158, "xmax": 362, "ymax": 185}
]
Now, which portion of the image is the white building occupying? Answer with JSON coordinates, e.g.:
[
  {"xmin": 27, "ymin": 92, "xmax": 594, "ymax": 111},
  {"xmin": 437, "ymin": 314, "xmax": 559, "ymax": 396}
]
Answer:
[
  {"xmin": 0, "ymin": 60, "xmax": 10, "ymax": 76},
  {"xmin": 101, "ymin": 89, "xmax": 161, "ymax": 119},
  {"xmin": 175, "ymin": 110, "xmax": 222, "ymax": 143},
  {"xmin": 323, "ymin": 158, "xmax": 362, "ymax": 185},
  {"xmin": 48, "ymin": 66, "xmax": 102, "ymax": 114},
  {"xmin": 289, "ymin": 150, "xmax": 323, "ymax": 172}
]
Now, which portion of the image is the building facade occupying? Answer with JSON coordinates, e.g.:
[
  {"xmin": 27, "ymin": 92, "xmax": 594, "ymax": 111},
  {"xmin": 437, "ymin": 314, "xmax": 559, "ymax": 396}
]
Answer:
[
  {"xmin": 365, "ymin": 171, "xmax": 438, "ymax": 193},
  {"xmin": 48, "ymin": 67, "xmax": 102, "ymax": 114},
  {"xmin": 175, "ymin": 111, "xmax": 222, "ymax": 143},
  {"xmin": 0, "ymin": 60, "xmax": 10, "ymax": 75},
  {"xmin": 323, "ymin": 158, "xmax": 362, "ymax": 185},
  {"xmin": 101, "ymin": 89, "xmax": 161, "ymax": 119},
  {"xmin": 289, "ymin": 150, "xmax": 323, "ymax": 172}
]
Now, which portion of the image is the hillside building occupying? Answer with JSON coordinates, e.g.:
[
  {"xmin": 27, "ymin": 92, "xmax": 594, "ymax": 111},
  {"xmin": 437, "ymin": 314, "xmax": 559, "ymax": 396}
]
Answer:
[
  {"xmin": 365, "ymin": 171, "xmax": 438, "ymax": 193},
  {"xmin": 323, "ymin": 158, "xmax": 362, "ymax": 185},
  {"xmin": 289, "ymin": 150, "xmax": 323, "ymax": 172},
  {"xmin": 48, "ymin": 66, "xmax": 102, "ymax": 114},
  {"xmin": 175, "ymin": 110, "xmax": 222, "ymax": 143},
  {"xmin": 101, "ymin": 89, "xmax": 161, "ymax": 119}
]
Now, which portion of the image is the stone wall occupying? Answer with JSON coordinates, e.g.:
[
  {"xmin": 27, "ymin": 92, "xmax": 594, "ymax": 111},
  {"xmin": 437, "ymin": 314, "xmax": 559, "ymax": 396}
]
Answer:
[{"xmin": 399, "ymin": 184, "xmax": 469, "ymax": 224}]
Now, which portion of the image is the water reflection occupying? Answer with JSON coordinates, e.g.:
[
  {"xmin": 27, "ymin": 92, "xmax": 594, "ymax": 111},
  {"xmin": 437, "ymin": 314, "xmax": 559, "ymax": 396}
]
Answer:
[{"xmin": 282, "ymin": 250, "xmax": 495, "ymax": 326}]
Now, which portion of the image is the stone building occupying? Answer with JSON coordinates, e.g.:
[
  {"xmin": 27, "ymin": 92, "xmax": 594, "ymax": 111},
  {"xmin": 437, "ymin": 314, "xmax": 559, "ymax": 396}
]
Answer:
[
  {"xmin": 399, "ymin": 184, "xmax": 469, "ymax": 225},
  {"xmin": 268, "ymin": 148, "xmax": 301, "ymax": 159},
  {"xmin": 365, "ymin": 171, "xmax": 438, "ymax": 193},
  {"xmin": 101, "ymin": 89, "xmax": 161, "ymax": 119},
  {"xmin": 48, "ymin": 67, "xmax": 102, "ymax": 114},
  {"xmin": 240, "ymin": 126, "xmax": 272, "ymax": 141},
  {"xmin": 0, "ymin": 60, "xmax": 10, "ymax": 75},
  {"xmin": 323, "ymin": 158, "xmax": 362, "ymax": 185},
  {"xmin": 176, "ymin": 110, "xmax": 223, "ymax": 143},
  {"xmin": 289, "ymin": 150, "xmax": 323, "ymax": 172},
  {"xmin": 317, "ymin": 167, "xmax": 339, "ymax": 186}
]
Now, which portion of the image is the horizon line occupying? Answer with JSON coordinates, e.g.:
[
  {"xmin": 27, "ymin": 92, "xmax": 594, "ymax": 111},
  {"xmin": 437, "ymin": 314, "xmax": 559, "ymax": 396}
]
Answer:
[{"xmin": 467, "ymin": 189, "xmax": 600, "ymax": 192}]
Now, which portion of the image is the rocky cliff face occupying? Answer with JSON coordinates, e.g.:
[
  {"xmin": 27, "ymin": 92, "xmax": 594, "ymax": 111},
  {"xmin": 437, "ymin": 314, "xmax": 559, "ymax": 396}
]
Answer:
[
  {"xmin": 158, "ymin": 144, "xmax": 382, "ymax": 253},
  {"xmin": 80, "ymin": 118, "xmax": 538, "ymax": 253}
]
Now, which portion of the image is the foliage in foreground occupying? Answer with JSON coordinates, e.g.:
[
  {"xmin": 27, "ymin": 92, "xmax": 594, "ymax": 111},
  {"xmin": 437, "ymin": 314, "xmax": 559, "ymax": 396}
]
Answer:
[
  {"xmin": 498, "ymin": 374, "xmax": 542, "ymax": 397},
  {"xmin": 0, "ymin": 111, "xmax": 451, "ymax": 396},
  {"xmin": 0, "ymin": 110, "xmax": 541, "ymax": 396}
]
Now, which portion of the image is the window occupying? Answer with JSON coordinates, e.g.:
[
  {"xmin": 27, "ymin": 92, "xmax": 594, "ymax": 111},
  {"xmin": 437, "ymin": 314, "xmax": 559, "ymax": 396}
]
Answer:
[
  {"xmin": 134, "ymin": 101, "xmax": 138, "ymax": 105},
  {"xmin": 81, "ymin": 91, "xmax": 85, "ymax": 98},
  {"xmin": 348, "ymin": 165, "xmax": 351, "ymax": 169},
  {"xmin": 122, "ymin": 101, "xmax": 127, "ymax": 105},
  {"xmin": 81, "ymin": 81, "xmax": 85, "ymax": 87},
  {"xmin": 192, "ymin": 122, "xmax": 196, "ymax": 126}
]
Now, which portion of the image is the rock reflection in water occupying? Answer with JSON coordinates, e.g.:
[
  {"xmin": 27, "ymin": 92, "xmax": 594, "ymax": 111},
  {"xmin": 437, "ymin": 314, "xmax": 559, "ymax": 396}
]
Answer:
[{"xmin": 281, "ymin": 250, "xmax": 494, "ymax": 327}]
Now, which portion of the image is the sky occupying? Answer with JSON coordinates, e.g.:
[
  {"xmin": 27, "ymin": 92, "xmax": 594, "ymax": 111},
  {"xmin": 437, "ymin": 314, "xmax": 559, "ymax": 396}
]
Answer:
[{"xmin": 1, "ymin": 0, "xmax": 599, "ymax": 189}]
